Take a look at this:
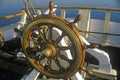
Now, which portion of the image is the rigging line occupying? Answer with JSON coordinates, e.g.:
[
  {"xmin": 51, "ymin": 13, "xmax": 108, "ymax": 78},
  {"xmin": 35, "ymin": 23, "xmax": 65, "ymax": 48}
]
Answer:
[
  {"xmin": 27, "ymin": 0, "xmax": 37, "ymax": 15},
  {"xmin": 23, "ymin": 0, "xmax": 37, "ymax": 15},
  {"xmin": 23, "ymin": 0, "xmax": 28, "ymax": 8},
  {"xmin": 79, "ymin": 29, "xmax": 120, "ymax": 48}
]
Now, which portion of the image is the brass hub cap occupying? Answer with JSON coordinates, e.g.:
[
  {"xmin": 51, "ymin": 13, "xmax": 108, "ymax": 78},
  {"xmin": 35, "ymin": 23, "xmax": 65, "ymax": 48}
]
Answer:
[{"xmin": 43, "ymin": 44, "xmax": 57, "ymax": 57}]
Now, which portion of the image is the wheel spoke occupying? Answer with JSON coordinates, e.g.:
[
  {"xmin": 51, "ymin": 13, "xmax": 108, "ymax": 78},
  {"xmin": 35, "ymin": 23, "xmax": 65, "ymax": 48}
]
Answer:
[
  {"xmin": 55, "ymin": 33, "xmax": 66, "ymax": 43},
  {"xmin": 59, "ymin": 46, "xmax": 70, "ymax": 51},
  {"xmin": 46, "ymin": 58, "xmax": 52, "ymax": 71},
  {"xmin": 54, "ymin": 57, "xmax": 62, "ymax": 69},
  {"xmin": 35, "ymin": 26, "xmax": 47, "ymax": 41},
  {"xmin": 59, "ymin": 54, "xmax": 72, "ymax": 64},
  {"xmin": 35, "ymin": 54, "xmax": 46, "ymax": 65},
  {"xmin": 43, "ymin": 26, "xmax": 48, "ymax": 38},
  {"xmin": 29, "ymin": 35, "xmax": 38, "ymax": 45},
  {"xmin": 39, "ymin": 31, "xmax": 46, "ymax": 41},
  {"xmin": 26, "ymin": 48, "xmax": 35, "ymax": 59},
  {"xmin": 47, "ymin": 58, "xmax": 51, "ymax": 65},
  {"xmin": 48, "ymin": 26, "xmax": 53, "ymax": 41},
  {"xmin": 38, "ymin": 54, "xmax": 46, "ymax": 61},
  {"xmin": 26, "ymin": 47, "xmax": 37, "ymax": 53},
  {"xmin": 27, "ymin": 46, "xmax": 41, "ymax": 52}
]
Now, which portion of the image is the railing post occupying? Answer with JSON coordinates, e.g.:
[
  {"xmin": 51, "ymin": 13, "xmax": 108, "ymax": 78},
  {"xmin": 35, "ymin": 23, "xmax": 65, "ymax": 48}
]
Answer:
[
  {"xmin": 36, "ymin": 9, "xmax": 42, "ymax": 15},
  {"xmin": 102, "ymin": 10, "xmax": 111, "ymax": 46},
  {"xmin": 61, "ymin": 9, "xmax": 66, "ymax": 19},
  {"xmin": 17, "ymin": 10, "xmax": 27, "ymax": 29},
  {"xmin": 13, "ymin": 10, "xmax": 27, "ymax": 38},
  {"xmin": 78, "ymin": 9, "xmax": 91, "ymax": 38}
]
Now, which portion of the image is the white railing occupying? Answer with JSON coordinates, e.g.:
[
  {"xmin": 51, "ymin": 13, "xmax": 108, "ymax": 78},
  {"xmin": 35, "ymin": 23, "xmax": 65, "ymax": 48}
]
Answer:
[
  {"xmin": 34, "ymin": 6, "xmax": 120, "ymax": 47},
  {"xmin": 1, "ymin": 6, "xmax": 120, "ymax": 47}
]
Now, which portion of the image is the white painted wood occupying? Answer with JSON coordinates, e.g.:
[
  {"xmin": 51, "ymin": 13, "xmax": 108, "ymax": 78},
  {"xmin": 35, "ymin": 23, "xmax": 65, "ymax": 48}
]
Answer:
[
  {"xmin": 21, "ymin": 69, "xmax": 40, "ymax": 80},
  {"xmin": 19, "ymin": 10, "xmax": 27, "ymax": 28},
  {"xmin": 44, "ymin": 5, "xmax": 57, "ymax": 14},
  {"xmin": 61, "ymin": 9, "xmax": 66, "ymax": 19},
  {"xmin": 81, "ymin": 35, "xmax": 112, "ymax": 72},
  {"xmin": 36, "ymin": 9, "xmax": 42, "ymax": 15},
  {"xmin": 13, "ymin": 11, "xmax": 27, "ymax": 38},
  {"xmin": 102, "ymin": 10, "xmax": 111, "ymax": 46},
  {"xmin": 78, "ymin": 9, "xmax": 91, "ymax": 38},
  {"xmin": 71, "ymin": 72, "xmax": 84, "ymax": 80}
]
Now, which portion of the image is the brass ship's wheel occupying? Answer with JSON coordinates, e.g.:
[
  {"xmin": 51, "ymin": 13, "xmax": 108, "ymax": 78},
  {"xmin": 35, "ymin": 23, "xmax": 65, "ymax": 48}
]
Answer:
[{"xmin": 21, "ymin": 1, "xmax": 85, "ymax": 79}]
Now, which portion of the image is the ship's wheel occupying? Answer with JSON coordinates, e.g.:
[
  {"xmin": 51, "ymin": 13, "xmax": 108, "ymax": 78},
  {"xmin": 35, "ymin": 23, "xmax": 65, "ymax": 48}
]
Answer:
[{"xmin": 21, "ymin": 1, "xmax": 85, "ymax": 79}]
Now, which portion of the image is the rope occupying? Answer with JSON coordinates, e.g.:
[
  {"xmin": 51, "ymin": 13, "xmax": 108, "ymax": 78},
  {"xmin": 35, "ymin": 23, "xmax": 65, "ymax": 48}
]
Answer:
[
  {"xmin": 23, "ymin": 0, "xmax": 37, "ymax": 15},
  {"xmin": 28, "ymin": 0, "xmax": 37, "ymax": 15},
  {"xmin": 23, "ymin": 0, "xmax": 28, "ymax": 8}
]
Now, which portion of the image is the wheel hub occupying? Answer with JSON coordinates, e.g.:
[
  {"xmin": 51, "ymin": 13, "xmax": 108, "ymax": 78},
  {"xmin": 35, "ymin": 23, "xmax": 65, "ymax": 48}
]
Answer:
[{"xmin": 43, "ymin": 44, "xmax": 57, "ymax": 57}]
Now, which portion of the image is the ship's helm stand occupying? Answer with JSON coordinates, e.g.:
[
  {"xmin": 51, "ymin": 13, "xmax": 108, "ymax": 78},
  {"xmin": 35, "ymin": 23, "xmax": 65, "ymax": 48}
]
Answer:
[
  {"xmin": 20, "ymin": 31, "xmax": 117, "ymax": 80},
  {"xmin": 14, "ymin": 1, "xmax": 117, "ymax": 80}
]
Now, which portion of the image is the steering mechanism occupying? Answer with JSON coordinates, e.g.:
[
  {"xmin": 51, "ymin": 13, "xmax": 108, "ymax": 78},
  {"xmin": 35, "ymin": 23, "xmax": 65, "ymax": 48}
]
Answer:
[{"xmin": 21, "ymin": 1, "xmax": 85, "ymax": 79}]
